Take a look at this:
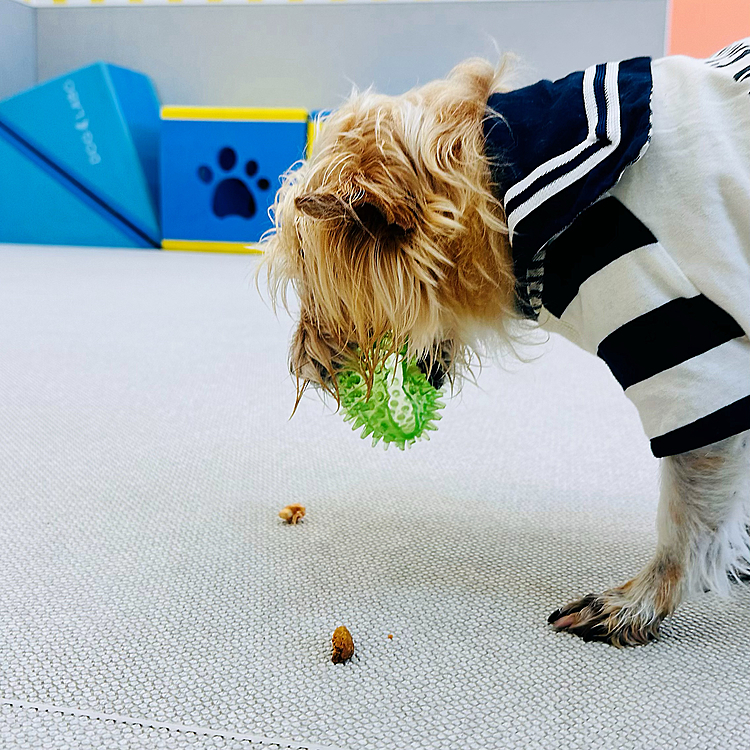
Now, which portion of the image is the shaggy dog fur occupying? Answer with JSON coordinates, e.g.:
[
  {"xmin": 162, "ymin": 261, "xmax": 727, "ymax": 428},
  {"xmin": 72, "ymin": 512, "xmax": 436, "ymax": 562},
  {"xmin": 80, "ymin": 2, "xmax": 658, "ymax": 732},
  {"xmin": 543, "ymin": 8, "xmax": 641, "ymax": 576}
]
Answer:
[{"xmin": 261, "ymin": 57, "xmax": 750, "ymax": 647}]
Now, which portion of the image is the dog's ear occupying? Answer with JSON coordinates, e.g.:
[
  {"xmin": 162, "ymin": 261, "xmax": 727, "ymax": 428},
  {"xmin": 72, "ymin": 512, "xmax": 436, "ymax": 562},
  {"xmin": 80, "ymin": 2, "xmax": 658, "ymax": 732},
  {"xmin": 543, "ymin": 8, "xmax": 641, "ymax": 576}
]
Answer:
[
  {"xmin": 294, "ymin": 193, "xmax": 343, "ymax": 220},
  {"xmin": 295, "ymin": 189, "xmax": 417, "ymax": 236},
  {"xmin": 349, "ymin": 194, "xmax": 417, "ymax": 236}
]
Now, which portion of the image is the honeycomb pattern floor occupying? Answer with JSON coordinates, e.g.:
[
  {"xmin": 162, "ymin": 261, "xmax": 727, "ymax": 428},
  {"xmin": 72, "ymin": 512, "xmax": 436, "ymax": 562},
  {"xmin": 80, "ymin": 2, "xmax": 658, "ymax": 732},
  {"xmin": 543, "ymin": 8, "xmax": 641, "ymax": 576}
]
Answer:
[{"xmin": 1, "ymin": 244, "xmax": 749, "ymax": 750}]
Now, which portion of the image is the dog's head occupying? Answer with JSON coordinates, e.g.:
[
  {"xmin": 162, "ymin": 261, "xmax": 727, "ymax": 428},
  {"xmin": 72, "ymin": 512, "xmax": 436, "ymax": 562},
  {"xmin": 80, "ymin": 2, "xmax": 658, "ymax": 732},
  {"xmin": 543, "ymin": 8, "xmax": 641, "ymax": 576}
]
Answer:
[{"xmin": 262, "ymin": 58, "xmax": 517, "ymax": 406}]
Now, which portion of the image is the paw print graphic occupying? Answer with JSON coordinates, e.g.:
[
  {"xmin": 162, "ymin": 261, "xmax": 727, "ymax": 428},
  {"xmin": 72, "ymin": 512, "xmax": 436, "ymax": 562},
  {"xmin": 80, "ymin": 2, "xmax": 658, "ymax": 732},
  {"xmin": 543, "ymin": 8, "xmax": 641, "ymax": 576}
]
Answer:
[{"xmin": 197, "ymin": 146, "xmax": 271, "ymax": 219}]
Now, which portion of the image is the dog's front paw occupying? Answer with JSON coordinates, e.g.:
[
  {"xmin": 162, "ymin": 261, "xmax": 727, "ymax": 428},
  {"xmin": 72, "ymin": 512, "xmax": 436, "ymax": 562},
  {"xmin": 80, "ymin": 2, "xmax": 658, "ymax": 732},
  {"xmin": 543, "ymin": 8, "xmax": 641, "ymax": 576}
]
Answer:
[{"xmin": 548, "ymin": 590, "xmax": 662, "ymax": 647}]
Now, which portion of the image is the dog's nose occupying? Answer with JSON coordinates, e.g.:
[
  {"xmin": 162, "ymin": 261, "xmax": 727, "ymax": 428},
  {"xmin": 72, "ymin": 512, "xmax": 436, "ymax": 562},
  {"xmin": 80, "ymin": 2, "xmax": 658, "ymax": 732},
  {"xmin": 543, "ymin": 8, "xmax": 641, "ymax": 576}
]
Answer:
[
  {"xmin": 416, "ymin": 340, "xmax": 454, "ymax": 390},
  {"xmin": 416, "ymin": 355, "xmax": 447, "ymax": 390}
]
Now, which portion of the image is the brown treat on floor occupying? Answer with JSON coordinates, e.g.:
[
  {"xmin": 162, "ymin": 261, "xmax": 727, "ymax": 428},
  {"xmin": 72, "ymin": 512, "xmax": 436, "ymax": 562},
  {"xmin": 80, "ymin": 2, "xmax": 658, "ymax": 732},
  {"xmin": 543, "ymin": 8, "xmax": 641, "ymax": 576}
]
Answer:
[
  {"xmin": 331, "ymin": 625, "xmax": 354, "ymax": 663},
  {"xmin": 278, "ymin": 504, "xmax": 306, "ymax": 524}
]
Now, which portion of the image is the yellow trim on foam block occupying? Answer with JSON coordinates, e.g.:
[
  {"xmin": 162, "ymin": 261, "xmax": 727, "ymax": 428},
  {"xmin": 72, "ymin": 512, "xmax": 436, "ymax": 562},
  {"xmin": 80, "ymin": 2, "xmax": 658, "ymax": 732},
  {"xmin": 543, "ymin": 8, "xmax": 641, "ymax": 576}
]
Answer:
[
  {"xmin": 306, "ymin": 119, "xmax": 315, "ymax": 158},
  {"xmin": 306, "ymin": 113, "xmax": 329, "ymax": 157},
  {"xmin": 162, "ymin": 240, "xmax": 264, "ymax": 254},
  {"xmin": 161, "ymin": 106, "xmax": 308, "ymax": 122}
]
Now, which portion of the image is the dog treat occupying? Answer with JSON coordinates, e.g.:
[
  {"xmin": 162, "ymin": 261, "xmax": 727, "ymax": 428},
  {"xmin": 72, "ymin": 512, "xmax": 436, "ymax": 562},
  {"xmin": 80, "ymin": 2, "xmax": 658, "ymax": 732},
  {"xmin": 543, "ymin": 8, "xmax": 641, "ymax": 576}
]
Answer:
[
  {"xmin": 331, "ymin": 625, "xmax": 355, "ymax": 663},
  {"xmin": 278, "ymin": 504, "xmax": 306, "ymax": 524},
  {"xmin": 338, "ymin": 345, "xmax": 444, "ymax": 450}
]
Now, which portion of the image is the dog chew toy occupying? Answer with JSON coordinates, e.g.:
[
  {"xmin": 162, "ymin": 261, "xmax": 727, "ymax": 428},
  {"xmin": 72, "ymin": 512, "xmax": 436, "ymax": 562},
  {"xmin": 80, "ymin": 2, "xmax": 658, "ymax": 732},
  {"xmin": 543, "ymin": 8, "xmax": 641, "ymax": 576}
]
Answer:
[{"xmin": 338, "ymin": 346, "xmax": 445, "ymax": 450}]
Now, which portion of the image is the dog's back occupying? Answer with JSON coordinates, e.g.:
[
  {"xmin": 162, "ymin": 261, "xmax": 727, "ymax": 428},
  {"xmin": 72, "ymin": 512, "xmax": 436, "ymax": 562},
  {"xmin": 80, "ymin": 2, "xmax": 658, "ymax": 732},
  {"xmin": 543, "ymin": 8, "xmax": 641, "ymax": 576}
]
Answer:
[{"xmin": 610, "ymin": 40, "xmax": 750, "ymax": 337}]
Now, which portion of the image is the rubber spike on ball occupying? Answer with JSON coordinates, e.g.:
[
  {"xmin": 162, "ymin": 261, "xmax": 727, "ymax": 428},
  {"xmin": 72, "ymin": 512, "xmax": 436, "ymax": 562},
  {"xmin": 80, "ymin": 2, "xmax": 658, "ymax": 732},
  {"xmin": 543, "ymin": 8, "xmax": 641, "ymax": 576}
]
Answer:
[{"xmin": 338, "ymin": 343, "xmax": 445, "ymax": 449}]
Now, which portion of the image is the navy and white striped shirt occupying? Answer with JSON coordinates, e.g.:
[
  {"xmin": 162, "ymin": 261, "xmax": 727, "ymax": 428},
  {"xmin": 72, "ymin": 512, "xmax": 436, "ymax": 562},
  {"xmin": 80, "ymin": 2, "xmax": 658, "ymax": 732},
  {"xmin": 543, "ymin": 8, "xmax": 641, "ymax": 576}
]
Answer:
[{"xmin": 484, "ymin": 46, "xmax": 750, "ymax": 457}]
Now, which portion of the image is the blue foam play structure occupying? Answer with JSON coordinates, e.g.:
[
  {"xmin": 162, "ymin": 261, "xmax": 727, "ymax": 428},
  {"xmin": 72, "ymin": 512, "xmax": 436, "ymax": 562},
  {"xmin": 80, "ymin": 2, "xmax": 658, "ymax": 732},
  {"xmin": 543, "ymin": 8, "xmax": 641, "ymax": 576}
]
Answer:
[
  {"xmin": 160, "ymin": 107, "xmax": 309, "ymax": 251},
  {"xmin": 0, "ymin": 63, "xmax": 161, "ymax": 249}
]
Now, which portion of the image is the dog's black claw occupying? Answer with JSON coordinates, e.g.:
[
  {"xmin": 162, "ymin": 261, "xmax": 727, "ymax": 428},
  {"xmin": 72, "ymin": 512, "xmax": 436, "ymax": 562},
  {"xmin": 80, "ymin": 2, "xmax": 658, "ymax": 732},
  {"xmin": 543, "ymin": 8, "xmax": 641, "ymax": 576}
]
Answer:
[
  {"xmin": 574, "ymin": 621, "xmax": 608, "ymax": 642},
  {"xmin": 549, "ymin": 591, "xmax": 663, "ymax": 646}
]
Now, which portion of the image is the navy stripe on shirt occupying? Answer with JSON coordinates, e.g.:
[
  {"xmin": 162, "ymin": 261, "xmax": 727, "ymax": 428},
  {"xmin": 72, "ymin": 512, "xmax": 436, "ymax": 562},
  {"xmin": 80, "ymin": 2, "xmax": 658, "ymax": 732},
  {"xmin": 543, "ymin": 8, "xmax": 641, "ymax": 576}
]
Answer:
[
  {"xmin": 651, "ymin": 395, "xmax": 750, "ymax": 457},
  {"xmin": 593, "ymin": 64, "xmax": 609, "ymax": 141},
  {"xmin": 542, "ymin": 197, "xmax": 657, "ymax": 317},
  {"xmin": 597, "ymin": 295, "xmax": 745, "ymax": 390}
]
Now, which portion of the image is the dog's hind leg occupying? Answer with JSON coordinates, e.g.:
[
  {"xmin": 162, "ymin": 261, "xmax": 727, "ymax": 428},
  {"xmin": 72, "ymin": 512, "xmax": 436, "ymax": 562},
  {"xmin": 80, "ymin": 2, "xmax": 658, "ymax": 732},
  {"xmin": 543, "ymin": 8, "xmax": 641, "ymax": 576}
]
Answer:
[{"xmin": 549, "ymin": 430, "xmax": 750, "ymax": 646}]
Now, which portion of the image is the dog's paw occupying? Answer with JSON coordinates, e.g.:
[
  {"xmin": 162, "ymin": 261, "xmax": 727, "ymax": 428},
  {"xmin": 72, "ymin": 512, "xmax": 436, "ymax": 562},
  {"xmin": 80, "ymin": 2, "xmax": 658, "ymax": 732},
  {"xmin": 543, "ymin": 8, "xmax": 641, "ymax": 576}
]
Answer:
[{"xmin": 548, "ymin": 591, "xmax": 662, "ymax": 647}]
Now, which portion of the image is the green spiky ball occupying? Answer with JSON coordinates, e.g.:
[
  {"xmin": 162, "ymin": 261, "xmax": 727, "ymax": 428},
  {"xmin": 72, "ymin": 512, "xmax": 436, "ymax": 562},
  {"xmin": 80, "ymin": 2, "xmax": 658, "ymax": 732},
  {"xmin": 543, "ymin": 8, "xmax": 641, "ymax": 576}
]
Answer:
[{"xmin": 338, "ymin": 348, "xmax": 445, "ymax": 450}]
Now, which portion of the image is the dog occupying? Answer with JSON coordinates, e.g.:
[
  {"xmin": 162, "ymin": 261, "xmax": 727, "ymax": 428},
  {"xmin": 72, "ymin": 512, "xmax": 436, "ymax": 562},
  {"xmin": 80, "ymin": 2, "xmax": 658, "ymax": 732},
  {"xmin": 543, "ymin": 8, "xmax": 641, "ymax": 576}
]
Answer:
[{"xmin": 261, "ymin": 40, "xmax": 750, "ymax": 646}]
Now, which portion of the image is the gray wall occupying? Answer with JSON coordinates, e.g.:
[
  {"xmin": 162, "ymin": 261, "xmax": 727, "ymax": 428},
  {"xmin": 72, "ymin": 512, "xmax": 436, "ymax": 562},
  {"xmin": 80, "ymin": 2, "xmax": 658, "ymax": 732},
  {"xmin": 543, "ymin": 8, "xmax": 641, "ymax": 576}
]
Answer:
[
  {"xmin": 36, "ymin": 0, "xmax": 667, "ymax": 110},
  {"xmin": 0, "ymin": 0, "xmax": 36, "ymax": 101}
]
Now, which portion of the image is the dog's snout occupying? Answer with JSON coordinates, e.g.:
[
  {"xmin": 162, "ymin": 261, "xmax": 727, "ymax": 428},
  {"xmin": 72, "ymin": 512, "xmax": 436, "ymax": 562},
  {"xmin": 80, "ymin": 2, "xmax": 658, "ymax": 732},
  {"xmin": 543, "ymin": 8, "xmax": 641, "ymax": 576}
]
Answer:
[
  {"xmin": 289, "ymin": 318, "xmax": 339, "ymax": 390},
  {"xmin": 289, "ymin": 356, "xmax": 332, "ymax": 387},
  {"xmin": 417, "ymin": 341, "xmax": 453, "ymax": 390}
]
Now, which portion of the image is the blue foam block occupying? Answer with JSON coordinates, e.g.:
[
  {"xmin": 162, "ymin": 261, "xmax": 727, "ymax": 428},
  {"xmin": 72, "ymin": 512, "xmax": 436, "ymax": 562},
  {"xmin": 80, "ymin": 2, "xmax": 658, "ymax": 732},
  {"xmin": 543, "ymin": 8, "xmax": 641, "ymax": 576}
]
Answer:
[
  {"xmin": 0, "ymin": 63, "xmax": 161, "ymax": 248},
  {"xmin": 160, "ymin": 111, "xmax": 309, "ymax": 247}
]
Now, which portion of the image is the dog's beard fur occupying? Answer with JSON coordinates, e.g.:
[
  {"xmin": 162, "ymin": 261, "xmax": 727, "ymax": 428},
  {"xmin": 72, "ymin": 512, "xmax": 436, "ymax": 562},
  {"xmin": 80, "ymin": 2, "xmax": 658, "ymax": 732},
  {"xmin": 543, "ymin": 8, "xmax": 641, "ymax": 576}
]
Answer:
[{"xmin": 261, "ymin": 57, "xmax": 520, "ymax": 406}]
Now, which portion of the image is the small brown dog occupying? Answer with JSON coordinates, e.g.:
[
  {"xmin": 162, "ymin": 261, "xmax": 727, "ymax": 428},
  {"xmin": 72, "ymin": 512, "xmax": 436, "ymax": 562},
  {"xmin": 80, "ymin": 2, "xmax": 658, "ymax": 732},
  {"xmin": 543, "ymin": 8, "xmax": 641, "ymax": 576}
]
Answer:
[{"xmin": 262, "ymin": 42, "xmax": 750, "ymax": 646}]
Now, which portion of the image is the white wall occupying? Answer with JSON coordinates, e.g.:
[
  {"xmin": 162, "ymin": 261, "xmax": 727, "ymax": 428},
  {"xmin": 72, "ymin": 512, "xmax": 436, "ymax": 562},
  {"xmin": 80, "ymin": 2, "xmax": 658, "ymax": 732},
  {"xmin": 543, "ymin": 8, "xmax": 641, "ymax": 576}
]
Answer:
[
  {"xmin": 36, "ymin": 1, "xmax": 667, "ymax": 110},
  {"xmin": 0, "ymin": 0, "xmax": 36, "ymax": 101}
]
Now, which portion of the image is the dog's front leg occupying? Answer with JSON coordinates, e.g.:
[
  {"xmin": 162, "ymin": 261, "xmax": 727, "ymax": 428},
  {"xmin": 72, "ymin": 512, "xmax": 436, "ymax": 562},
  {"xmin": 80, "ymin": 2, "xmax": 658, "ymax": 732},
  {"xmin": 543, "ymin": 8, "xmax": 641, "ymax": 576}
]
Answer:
[{"xmin": 549, "ymin": 431, "xmax": 750, "ymax": 646}]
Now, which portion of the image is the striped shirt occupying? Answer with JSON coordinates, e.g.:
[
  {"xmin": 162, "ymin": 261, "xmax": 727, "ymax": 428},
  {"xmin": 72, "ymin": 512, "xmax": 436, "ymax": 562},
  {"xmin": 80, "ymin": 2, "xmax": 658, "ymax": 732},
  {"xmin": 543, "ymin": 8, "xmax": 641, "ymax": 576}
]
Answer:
[{"xmin": 484, "ymin": 43, "xmax": 750, "ymax": 457}]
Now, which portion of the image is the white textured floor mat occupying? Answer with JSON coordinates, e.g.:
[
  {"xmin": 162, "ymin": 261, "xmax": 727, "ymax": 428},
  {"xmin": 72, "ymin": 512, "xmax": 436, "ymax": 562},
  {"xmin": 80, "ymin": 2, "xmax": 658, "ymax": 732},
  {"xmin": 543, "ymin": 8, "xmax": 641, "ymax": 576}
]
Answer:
[{"xmin": 1, "ymin": 245, "xmax": 749, "ymax": 750}]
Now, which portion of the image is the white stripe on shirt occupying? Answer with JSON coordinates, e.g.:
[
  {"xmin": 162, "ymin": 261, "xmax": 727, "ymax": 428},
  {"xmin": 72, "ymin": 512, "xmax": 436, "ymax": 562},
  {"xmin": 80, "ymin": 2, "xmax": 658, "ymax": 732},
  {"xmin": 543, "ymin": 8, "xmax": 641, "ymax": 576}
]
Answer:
[
  {"xmin": 506, "ymin": 62, "xmax": 622, "ymax": 238},
  {"xmin": 558, "ymin": 241, "xmax": 700, "ymax": 351},
  {"xmin": 625, "ymin": 336, "xmax": 750, "ymax": 438}
]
